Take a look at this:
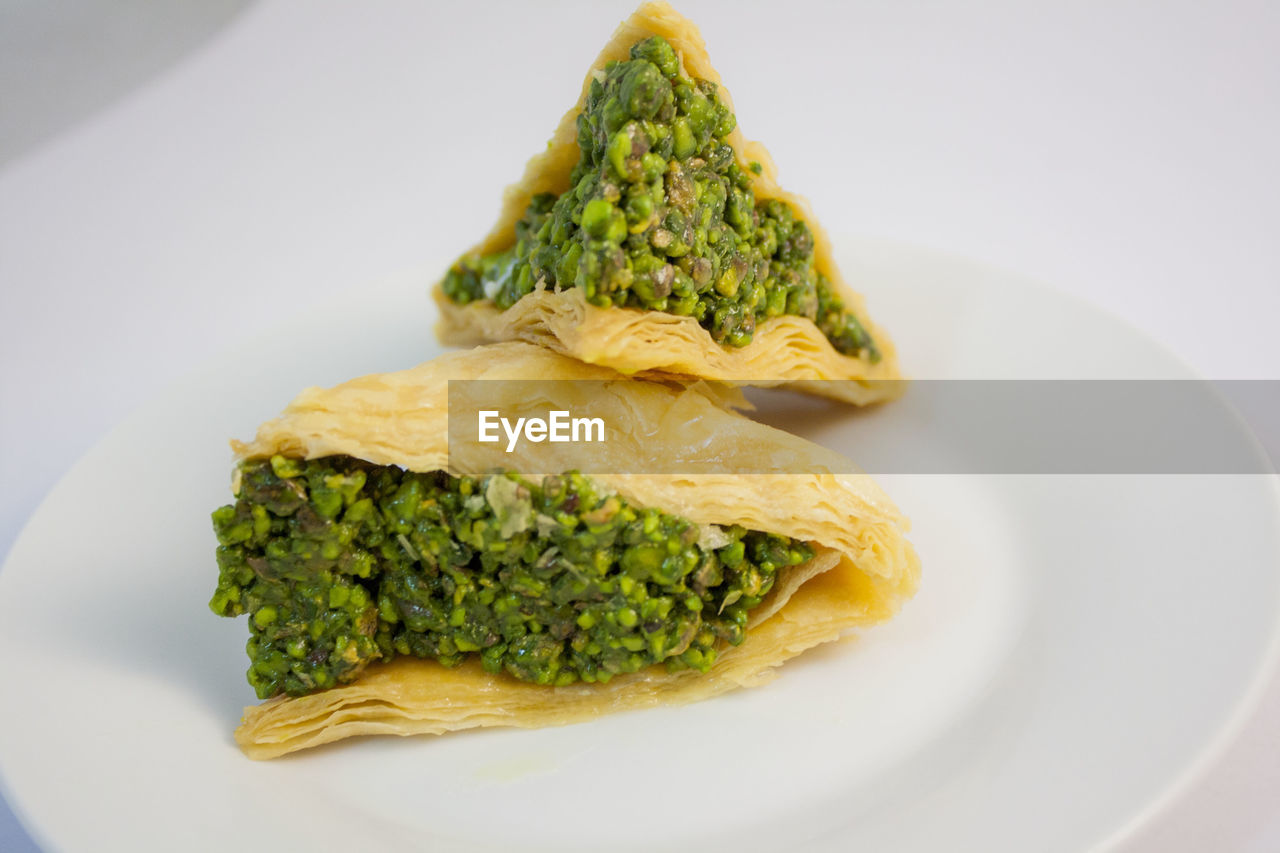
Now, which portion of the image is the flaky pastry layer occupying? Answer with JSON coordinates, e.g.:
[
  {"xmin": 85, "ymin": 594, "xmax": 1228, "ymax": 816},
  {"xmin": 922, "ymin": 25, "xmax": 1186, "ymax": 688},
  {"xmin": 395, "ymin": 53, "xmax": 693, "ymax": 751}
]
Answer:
[{"xmin": 238, "ymin": 551, "xmax": 900, "ymax": 758}]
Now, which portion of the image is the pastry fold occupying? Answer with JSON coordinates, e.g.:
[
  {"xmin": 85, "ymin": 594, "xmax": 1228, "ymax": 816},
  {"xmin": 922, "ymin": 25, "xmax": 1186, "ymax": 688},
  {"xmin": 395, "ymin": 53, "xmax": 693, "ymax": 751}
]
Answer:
[
  {"xmin": 231, "ymin": 342, "xmax": 918, "ymax": 758},
  {"xmin": 432, "ymin": 1, "xmax": 903, "ymax": 405}
]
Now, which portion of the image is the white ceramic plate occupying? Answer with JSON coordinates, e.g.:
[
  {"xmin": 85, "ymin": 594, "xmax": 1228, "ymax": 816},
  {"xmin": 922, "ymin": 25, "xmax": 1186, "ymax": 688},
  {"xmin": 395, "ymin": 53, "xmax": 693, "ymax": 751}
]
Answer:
[{"xmin": 1, "ymin": 238, "xmax": 1276, "ymax": 852}]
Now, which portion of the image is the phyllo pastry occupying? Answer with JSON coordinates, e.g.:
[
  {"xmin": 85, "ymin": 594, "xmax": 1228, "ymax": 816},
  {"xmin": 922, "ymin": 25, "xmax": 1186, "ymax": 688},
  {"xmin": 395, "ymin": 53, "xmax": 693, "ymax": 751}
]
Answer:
[
  {"xmin": 434, "ymin": 2, "xmax": 902, "ymax": 405},
  {"xmin": 210, "ymin": 343, "xmax": 919, "ymax": 758}
]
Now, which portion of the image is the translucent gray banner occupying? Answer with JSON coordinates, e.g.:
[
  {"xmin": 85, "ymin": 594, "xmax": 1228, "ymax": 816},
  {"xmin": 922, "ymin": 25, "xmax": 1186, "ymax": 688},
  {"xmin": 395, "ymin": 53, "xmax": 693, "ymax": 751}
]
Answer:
[{"xmin": 447, "ymin": 380, "xmax": 1279, "ymax": 475}]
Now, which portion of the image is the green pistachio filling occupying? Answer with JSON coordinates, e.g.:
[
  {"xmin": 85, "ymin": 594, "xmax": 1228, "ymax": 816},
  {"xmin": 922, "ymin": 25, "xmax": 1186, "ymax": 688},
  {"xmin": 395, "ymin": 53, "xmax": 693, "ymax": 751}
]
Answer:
[
  {"xmin": 442, "ymin": 35, "xmax": 878, "ymax": 360},
  {"xmin": 211, "ymin": 455, "xmax": 813, "ymax": 698}
]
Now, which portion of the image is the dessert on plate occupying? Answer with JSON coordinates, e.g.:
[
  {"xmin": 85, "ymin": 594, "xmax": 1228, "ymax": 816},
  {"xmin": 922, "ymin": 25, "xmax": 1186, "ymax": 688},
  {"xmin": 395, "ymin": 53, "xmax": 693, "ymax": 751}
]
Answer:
[
  {"xmin": 435, "ymin": 1, "xmax": 902, "ymax": 404},
  {"xmin": 211, "ymin": 344, "xmax": 918, "ymax": 758}
]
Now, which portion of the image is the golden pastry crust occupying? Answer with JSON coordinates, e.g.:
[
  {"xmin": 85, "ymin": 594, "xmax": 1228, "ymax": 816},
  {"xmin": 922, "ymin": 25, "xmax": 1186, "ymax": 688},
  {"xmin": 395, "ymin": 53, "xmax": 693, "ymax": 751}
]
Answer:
[
  {"xmin": 432, "ymin": 1, "xmax": 903, "ymax": 405},
  {"xmin": 231, "ymin": 343, "xmax": 919, "ymax": 756},
  {"xmin": 238, "ymin": 552, "xmax": 894, "ymax": 759}
]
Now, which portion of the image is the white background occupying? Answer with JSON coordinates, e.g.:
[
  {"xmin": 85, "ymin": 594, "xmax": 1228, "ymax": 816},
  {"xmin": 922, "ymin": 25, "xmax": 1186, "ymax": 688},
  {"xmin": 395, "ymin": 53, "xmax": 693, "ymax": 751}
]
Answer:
[{"xmin": 0, "ymin": 1, "xmax": 1276, "ymax": 849}]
